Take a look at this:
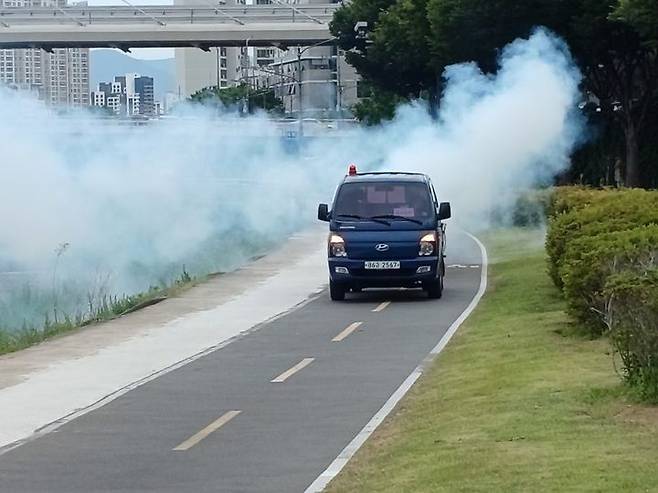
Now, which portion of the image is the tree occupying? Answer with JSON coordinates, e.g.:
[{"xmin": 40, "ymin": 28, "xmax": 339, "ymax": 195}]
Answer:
[
  {"xmin": 566, "ymin": 1, "xmax": 657, "ymax": 187},
  {"xmin": 189, "ymin": 84, "xmax": 284, "ymax": 115},
  {"xmin": 332, "ymin": 0, "xmax": 658, "ymax": 187},
  {"xmin": 330, "ymin": 0, "xmax": 398, "ymax": 89},
  {"xmin": 352, "ymin": 87, "xmax": 403, "ymax": 125},
  {"xmin": 615, "ymin": 0, "xmax": 658, "ymax": 46},
  {"xmin": 427, "ymin": 0, "xmax": 572, "ymax": 72},
  {"xmin": 330, "ymin": 0, "xmax": 432, "ymax": 99}
]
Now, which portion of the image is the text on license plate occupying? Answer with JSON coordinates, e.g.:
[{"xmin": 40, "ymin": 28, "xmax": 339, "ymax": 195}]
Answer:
[{"xmin": 364, "ymin": 261, "xmax": 401, "ymax": 270}]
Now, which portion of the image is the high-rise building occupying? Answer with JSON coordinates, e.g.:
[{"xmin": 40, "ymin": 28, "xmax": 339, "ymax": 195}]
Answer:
[
  {"xmin": 175, "ymin": 44, "xmax": 243, "ymax": 98},
  {"xmin": 241, "ymin": 0, "xmax": 360, "ymax": 117},
  {"xmin": 263, "ymin": 45, "xmax": 360, "ymax": 118},
  {"xmin": 91, "ymin": 73, "xmax": 155, "ymax": 117},
  {"xmin": 134, "ymin": 75, "xmax": 155, "ymax": 115},
  {"xmin": 174, "ymin": 0, "xmax": 242, "ymax": 97},
  {"xmin": 171, "ymin": 0, "xmax": 360, "ymax": 114},
  {"xmin": 0, "ymin": 0, "xmax": 89, "ymax": 106}
]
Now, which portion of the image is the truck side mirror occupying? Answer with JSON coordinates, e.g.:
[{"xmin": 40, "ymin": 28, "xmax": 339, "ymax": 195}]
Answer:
[
  {"xmin": 318, "ymin": 203, "xmax": 330, "ymax": 222},
  {"xmin": 438, "ymin": 202, "xmax": 451, "ymax": 220}
]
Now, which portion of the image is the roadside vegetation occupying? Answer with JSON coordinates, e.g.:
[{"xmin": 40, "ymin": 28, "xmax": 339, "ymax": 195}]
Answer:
[
  {"xmin": 0, "ymin": 230, "xmax": 280, "ymax": 356},
  {"xmin": 547, "ymin": 186, "xmax": 658, "ymax": 400},
  {"xmin": 188, "ymin": 83, "xmax": 284, "ymax": 115},
  {"xmin": 327, "ymin": 226, "xmax": 658, "ymax": 492},
  {"xmin": 0, "ymin": 269, "xmax": 199, "ymax": 356}
]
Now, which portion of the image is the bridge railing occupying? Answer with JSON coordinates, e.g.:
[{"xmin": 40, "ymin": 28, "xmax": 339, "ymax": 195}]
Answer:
[{"xmin": 0, "ymin": 5, "xmax": 338, "ymax": 26}]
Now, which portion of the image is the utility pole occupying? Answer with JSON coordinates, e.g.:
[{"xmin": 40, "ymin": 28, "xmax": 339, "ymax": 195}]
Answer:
[
  {"xmin": 215, "ymin": 46, "xmax": 220, "ymax": 93},
  {"xmin": 297, "ymin": 46, "xmax": 303, "ymax": 138},
  {"xmin": 243, "ymin": 38, "xmax": 251, "ymax": 114},
  {"xmin": 335, "ymin": 47, "xmax": 342, "ymax": 116}
]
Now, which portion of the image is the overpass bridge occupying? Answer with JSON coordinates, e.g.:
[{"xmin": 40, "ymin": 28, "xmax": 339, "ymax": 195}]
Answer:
[{"xmin": 0, "ymin": 4, "xmax": 339, "ymax": 50}]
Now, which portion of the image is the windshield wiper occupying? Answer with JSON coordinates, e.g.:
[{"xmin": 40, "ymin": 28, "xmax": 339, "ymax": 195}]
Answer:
[
  {"xmin": 335, "ymin": 214, "xmax": 391, "ymax": 226},
  {"xmin": 371, "ymin": 214, "xmax": 423, "ymax": 225}
]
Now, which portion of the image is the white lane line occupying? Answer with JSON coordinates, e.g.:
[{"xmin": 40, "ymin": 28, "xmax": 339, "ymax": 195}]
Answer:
[
  {"xmin": 173, "ymin": 410, "xmax": 241, "ymax": 451},
  {"xmin": 372, "ymin": 301, "xmax": 391, "ymax": 313},
  {"xmin": 332, "ymin": 322, "xmax": 363, "ymax": 342},
  {"xmin": 271, "ymin": 358, "xmax": 315, "ymax": 383},
  {"xmin": 304, "ymin": 232, "xmax": 488, "ymax": 493}
]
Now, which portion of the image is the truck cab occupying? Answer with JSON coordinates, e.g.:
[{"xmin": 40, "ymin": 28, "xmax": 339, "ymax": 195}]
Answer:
[{"xmin": 318, "ymin": 167, "xmax": 451, "ymax": 300}]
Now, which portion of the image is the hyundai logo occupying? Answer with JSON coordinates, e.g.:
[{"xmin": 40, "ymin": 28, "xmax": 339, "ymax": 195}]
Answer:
[{"xmin": 375, "ymin": 243, "xmax": 390, "ymax": 252}]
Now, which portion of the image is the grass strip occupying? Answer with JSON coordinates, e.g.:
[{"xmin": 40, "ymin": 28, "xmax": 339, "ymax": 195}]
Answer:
[
  {"xmin": 327, "ymin": 228, "xmax": 658, "ymax": 492},
  {"xmin": 0, "ymin": 271, "xmax": 204, "ymax": 356}
]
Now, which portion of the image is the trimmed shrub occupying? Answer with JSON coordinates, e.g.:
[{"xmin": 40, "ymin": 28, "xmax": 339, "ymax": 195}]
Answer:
[
  {"xmin": 560, "ymin": 225, "xmax": 658, "ymax": 336},
  {"xmin": 546, "ymin": 188, "xmax": 658, "ymax": 287},
  {"xmin": 604, "ymin": 269, "xmax": 658, "ymax": 402},
  {"xmin": 548, "ymin": 186, "xmax": 614, "ymax": 217}
]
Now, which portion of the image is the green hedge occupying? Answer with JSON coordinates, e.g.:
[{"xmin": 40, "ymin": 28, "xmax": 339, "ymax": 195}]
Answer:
[
  {"xmin": 546, "ymin": 186, "xmax": 658, "ymax": 401},
  {"xmin": 604, "ymin": 269, "xmax": 658, "ymax": 402},
  {"xmin": 546, "ymin": 189, "xmax": 658, "ymax": 287},
  {"xmin": 547, "ymin": 186, "xmax": 614, "ymax": 217},
  {"xmin": 560, "ymin": 225, "xmax": 658, "ymax": 336}
]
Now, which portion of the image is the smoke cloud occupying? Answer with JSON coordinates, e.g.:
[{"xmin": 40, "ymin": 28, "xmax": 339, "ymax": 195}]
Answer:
[
  {"xmin": 388, "ymin": 28, "xmax": 583, "ymax": 226},
  {"xmin": 0, "ymin": 28, "xmax": 582, "ymax": 330}
]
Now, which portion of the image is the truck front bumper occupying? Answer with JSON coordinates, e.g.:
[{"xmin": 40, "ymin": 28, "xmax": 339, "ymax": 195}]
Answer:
[{"xmin": 328, "ymin": 257, "xmax": 440, "ymax": 288}]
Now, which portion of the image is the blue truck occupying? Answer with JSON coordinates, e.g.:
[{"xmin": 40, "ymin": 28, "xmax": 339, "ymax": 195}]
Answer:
[{"xmin": 318, "ymin": 165, "xmax": 451, "ymax": 300}]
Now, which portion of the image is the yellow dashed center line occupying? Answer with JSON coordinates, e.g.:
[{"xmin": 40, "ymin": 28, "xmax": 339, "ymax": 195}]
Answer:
[
  {"xmin": 332, "ymin": 322, "xmax": 363, "ymax": 342},
  {"xmin": 271, "ymin": 358, "xmax": 315, "ymax": 383},
  {"xmin": 372, "ymin": 301, "xmax": 391, "ymax": 313},
  {"xmin": 173, "ymin": 410, "xmax": 241, "ymax": 451}
]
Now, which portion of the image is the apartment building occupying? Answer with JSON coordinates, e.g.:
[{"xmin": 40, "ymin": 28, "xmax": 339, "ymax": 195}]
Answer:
[
  {"xmin": 173, "ymin": 0, "xmax": 242, "ymax": 97},
  {"xmin": 0, "ymin": 0, "xmax": 89, "ymax": 106},
  {"xmin": 91, "ymin": 74, "xmax": 155, "ymax": 117},
  {"xmin": 171, "ymin": 0, "xmax": 360, "ymax": 115},
  {"xmin": 263, "ymin": 45, "xmax": 359, "ymax": 117}
]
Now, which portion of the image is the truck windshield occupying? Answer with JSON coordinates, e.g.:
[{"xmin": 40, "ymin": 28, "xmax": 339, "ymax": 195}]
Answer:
[{"xmin": 333, "ymin": 182, "xmax": 433, "ymax": 221}]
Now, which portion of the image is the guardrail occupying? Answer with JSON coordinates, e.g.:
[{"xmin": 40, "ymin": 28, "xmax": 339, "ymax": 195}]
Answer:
[
  {"xmin": 0, "ymin": 4, "xmax": 339, "ymax": 48},
  {"xmin": 0, "ymin": 4, "xmax": 338, "ymax": 27}
]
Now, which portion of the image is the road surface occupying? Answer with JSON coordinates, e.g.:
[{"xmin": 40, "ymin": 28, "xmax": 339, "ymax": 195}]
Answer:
[{"xmin": 0, "ymin": 230, "xmax": 484, "ymax": 492}]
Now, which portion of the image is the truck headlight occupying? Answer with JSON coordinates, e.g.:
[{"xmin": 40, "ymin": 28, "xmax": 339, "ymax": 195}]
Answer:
[
  {"xmin": 329, "ymin": 234, "xmax": 347, "ymax": 257},
  {"xmin": 419, "ymin": 232, "xmax": 436, "ymax": 256}
]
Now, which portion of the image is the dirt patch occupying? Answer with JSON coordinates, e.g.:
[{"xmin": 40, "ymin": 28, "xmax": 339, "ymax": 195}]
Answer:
[{"xmin": 616, "ymin": 405, "xmax": 658, "ymax": 430}]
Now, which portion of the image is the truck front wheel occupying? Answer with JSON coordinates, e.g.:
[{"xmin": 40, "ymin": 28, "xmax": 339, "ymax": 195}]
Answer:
[
  {"xmin": 425, "ymin": 264, "xmax": 444, "ymax": 299},
  {"xmin": 330, "ymin": 280, "xmax": 346, "ymax": 301}
]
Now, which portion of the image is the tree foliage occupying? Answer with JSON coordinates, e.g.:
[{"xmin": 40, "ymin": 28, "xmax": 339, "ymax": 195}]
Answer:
[
  {"xmin": 427, "ymin": 0, "xmax": 571, "ymax": 72},
  {"xmin": 567, "ymin": 1, "xmax": 657, "ymax": 187},
  {"xmin": 331, "ymin": 0, "xmax": 658, "ymax": 187},
  {"xmin": 330, "ymin": 0, "xmax": 441, "ymax": 99},
  {"xmin": 615, "ymin": 0, "xmax": 658, "ymax": 46},
  {"xmin": 330, "ymin": 0, "xmax": 397, "ymax": 91},
  {"xmin": 189, "ymin": 84, "xmax": 283, "ymax": 114},
  {"xmin": 331, "ymin": 0, "xmax": 433, "ymax": 99},
  {"xmin": 351, "ymin": 87, "xmax": 403, "ymax": 125}
]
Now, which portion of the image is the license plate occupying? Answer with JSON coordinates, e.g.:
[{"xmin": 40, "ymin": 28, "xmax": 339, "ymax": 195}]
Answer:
[{"xmin": 364, "ymin": 261, "xmax": 401, "ymax": 270}]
